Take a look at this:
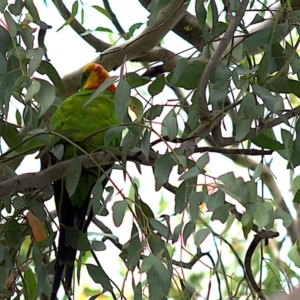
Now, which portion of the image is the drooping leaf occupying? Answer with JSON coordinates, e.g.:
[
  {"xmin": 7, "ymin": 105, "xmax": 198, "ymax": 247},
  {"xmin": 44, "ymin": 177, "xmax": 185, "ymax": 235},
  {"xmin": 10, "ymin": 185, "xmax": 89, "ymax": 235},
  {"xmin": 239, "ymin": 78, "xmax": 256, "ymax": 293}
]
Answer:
[
  {"xmin": 24, "ymin": 269, "xmax": 36, "ymax": 300},
  {"xmin": 65, "ymin": 227, "xmax": 90, "ymax": 251},
  {"xmin": 39, "ymin": 60, "xmax": 65, "ymax": 95},
  {"xmin": 87, "ymin": 264, "xmax": 113, "ymax": 291},
  {"xmin": 154, "ymin": 152, "xmax": 174, "ymax": 191},
  {"xmin": 26, "ymin": 48, "xmax": 44, "ymax": 76},
  {"xmin": 4, "ymin": 219, "xmax": 22, "ymax": 249},
  {"xmin": 34, "ymin": 79, "xmax": 56, "ymax": 117},
  {"xmin": 115, "ymin": 77, "xmax": 131, "ymax": 122},
  {"xmin": 112, "ymin": 200, "xmax": 127, "ymax": 227},
  {"xmin": 194, "ymin": 228, "xmax": 212, "ymax": 246},
  {"xmin": 183, "ymin": 221, "xmax": 195, "ymax": 246},
  {"xmin": 148, "ymin": 74, "xmax": 165, "ymax": 96},
  {"xmin": 150, "ymin": 219, "xmax": 172, "ymax": 239},
  {"xmin": 144, "ymin": 105, "xmax": 164, "ymax": 120},
  {"xmin": 65, "ymin": 154, "xmax": 82, "ymax": 198},
  {"xmin": 161, "ymin": 109, "xmax": 178, "ymax": 140}
]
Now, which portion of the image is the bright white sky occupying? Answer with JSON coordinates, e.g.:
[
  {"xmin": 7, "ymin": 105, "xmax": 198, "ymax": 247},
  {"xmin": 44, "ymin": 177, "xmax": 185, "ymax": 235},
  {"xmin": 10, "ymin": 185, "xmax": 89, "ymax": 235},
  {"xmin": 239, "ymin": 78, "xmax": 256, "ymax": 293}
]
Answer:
[{"xmin": 2, "ymin": 0, "xmax": 298, "ymax": 298}]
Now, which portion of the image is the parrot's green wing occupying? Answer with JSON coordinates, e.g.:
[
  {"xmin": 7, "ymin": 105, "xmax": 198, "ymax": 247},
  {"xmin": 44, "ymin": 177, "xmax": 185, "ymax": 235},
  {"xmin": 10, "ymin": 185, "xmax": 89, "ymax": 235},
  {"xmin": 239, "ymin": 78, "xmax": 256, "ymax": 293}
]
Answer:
[{"xmin": 50, "ymin": 88, "xmax": 120, "ymax": 299}]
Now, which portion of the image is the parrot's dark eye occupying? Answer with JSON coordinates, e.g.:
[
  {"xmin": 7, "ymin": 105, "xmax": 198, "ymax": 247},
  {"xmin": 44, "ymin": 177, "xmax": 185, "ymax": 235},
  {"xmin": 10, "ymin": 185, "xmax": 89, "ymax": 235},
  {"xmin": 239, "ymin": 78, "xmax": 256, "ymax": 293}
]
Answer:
[{"xmin": 80, "ymin": 72, "xmax": 89, "ymax": 88}]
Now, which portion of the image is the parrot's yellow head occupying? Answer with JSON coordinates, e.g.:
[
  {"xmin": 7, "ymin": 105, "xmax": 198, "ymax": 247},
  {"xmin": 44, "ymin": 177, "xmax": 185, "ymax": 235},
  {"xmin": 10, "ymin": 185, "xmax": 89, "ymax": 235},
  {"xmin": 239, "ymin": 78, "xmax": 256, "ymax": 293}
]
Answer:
[{"xmin": 80, "ymin": 63, "xmax": 116, "ymax": 92}]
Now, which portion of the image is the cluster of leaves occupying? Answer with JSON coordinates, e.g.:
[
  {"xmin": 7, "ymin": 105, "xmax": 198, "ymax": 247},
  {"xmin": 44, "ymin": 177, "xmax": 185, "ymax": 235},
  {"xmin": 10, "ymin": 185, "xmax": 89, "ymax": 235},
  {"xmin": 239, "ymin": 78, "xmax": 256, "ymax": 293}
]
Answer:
[{"xmin": 2, "ymin": 0, "xmax": 300, "ymax": 300}]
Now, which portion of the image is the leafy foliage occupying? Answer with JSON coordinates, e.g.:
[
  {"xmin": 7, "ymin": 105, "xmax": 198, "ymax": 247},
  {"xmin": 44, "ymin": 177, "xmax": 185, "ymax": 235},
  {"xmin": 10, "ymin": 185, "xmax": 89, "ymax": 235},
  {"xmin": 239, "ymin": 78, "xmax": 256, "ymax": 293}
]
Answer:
[{"xmin": 1, "ymin": 1, "xmax": 300, "ymax": 300}]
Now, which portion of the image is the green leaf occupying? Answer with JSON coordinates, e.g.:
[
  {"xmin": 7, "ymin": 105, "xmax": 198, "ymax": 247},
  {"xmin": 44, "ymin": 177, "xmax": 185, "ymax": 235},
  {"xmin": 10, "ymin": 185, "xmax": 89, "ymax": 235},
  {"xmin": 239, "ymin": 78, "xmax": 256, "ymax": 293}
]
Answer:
[
  {"xmin": 287, "ymin": 78, "xmax": 300, "ymax": 98},
  {"xmin": 179, "ymin": 166, "xmax": 203, "ymax": 180},
  {"xmin": 40, "ymin": 60, "xmax": 65, "ymax": 95},
  {"xmin": 150, "ymin": 219, "xmax": 171, "ymax": 239},
  {"xmin": 205, "ymin": 190, "xmax": 225, "ymax": 211},
  {"xmin": 175, "ymin": 178, "xmax": 197, "ymax": 214},
  {"xmin": 209, "ymin": 80, "xmax": 230, "ymax": 109},
  {"xmin": 9, "ymin": 0, "xmax": 24, "ymax": 15},
  {"xmin": 104, "ymin": 125, "xmax": 124, "ymax": 146},
  {"xmin": 92, "ymin": 5, "xmax": 112, "ymax": 20},
  {"xmin": 5, "ymin": 218, "xmax": 22, "ymax": 249},
  {"xmin": 294, "ymin": 176, "xmax": 300, "ymax": 190},
  {"xmin": 183, "ymin": 221, "xmax": 195, "ymax": 246},
  {"xmin": 194, "ymin": 228, "xmax": 211, "ymax": 246},
  {"xmin": 294, "ymin": 189, "xmax": 300, "ymax": 204},
  {"xmin": 252, "ymin": 162, "xmax": 263, "ymax": 180},
  {"xmin": 249, "ymin": 202, "xmax": 268, "ymax": 228},
  {"xmin": 195, "ymin": 0, "xmax": 209, "ymax": 38},
  {"xmin": 148, "ymin": 74, "xmax": 165, "ymax": 96},
  {"xmin": 144, "ymin": 105, "xmax": 164, "ymax": 120},
  {"xmin": 26, "ymin": 48, "xmax": 44, "ymax": 76},
  {"xmin": 252, "ymin": 83, "xmax": 283, "ymax": 112},
  {"xmin": 126, "ymin": 72, "xmax": 150, "ymax": 88},
  {"xmin": 141, "ymin": 129, "xmax": 151, "ymax": 159},
  {"xmin": 243, "ymin": 24, "xmax": 287, "ymax": 52},
  {"xmin": 57, "ymin": 1, "xmax": 78, "ymax": 31},
  {"xmin": 211, "ymin": 203, "xmax": 231, "ymax": 223},
  {"xmin": 189, "ymin": 192, "xmax": 202, "ymax": 222},
  {"xmin": 20, "ymin": 27, "xmax": 34, "ymax": 49},
  {"xmin": 91, "ymin": 241, "xmax": 106, "ymax": 251},
  {"xmin": 65, "ymin": 227, "xmax": 90, "ymax": 251},
  {"xmin": 241, "ymin": 211, "xmax": 253, "ymax": 239},
  {"xmin": 279, "ymin": 129, "xmax": 293, "ymax": 161},
  {"xmin": 274, "ymin": 208, "xmax": 293, "ymax": 228},
  {"xmin": 25, "ymin": 79, "xmax": 40, "ymax": 101},
  {"xmin": 257, "ymin": 52, "xmax": 271, "ymax": 85},
  {"xmin": 154, "ymin": 152, "xmax": 174, "ymax": 191},
  {"xmin": 87, "ymin": 264, "xmax": 113, "ymax": 291},
  {"xmin": 212, "ymin": 63, "xmax": 231, "ymax": 82},
  {"xmin": 168, "ymin": 59, "xmax": 206, "ymax": 89},
  {"xmin": 112, "ymin": 200, "xmax": 127, "ymax": 227},
  {"xmin": 221, "ymin": 214, "xmax": 236, "ymax": 235},
  {"xmin": 115, "ymin": 78, "xmax": 131, "ymax": 122},
  {"xmin": 295, "ymin": 118, "xmax": 300, "ymax": 152},
  {"xmin": 172, "ymin": 222, "xmax": 183, "ymax": 244},
  {"xmin": 34, "ymin": 79, "xmax": 56, "ymax": 117},
  {"xmin": 65, "ymin": 154, "xmax": 82, "ymax": 198},
  {"xmin": 133, "ymin": 282, "xmax": 142, "ymax": 300},
  {"xmin": 24, "ymin": 269, "xmax": 36, "ymax": 300},
  {"xmin": 0, "ymin": 121, "xmax": 22, "ymax": 148},
  {"xmin": 265, "ymin": 75, "xmax": 290, "ymax": 93},
  {"xmin": 84, "ymin": 75, "xmax": 118, "ymax": 107},
  {"xmin": 162, "ymin": 109, "xmax": 178, "ymax": 140},
  {"xmin": 218, "ymin": 172, "xmax": 249, "ymax": 203},
  {"xmin": 94, "ymin": 26, "xmax": 113, "ymax": 33},
  {"xmin": 125, "ymin": 224, "xmax": 143, "ymax": 270},
  {"xmin": 147, "ymin": 0, "xmax": 170, "ymax": 25},
  {"xmin": 4, "ymin": 11, "xmax": 19, "ymax": 38},
  {"xmin": 123, "ymin": 22, "xmax": 143, "ymax": 40},
  {"xmin": 35, "ymin": 232, "xmax": 56, "ymax": 249},
  {"xmin": 24, "ymin": 0, "xmax": 40, "ymax": 22},
  {"xmin": 251, "ymin": 133, "xmax": 284, "ymax": 150},
  {"xmin": 0, "ymin": 267, "xmax": 8, "ymax": 289},
  {"xmin": 235, "ymin": 93, "xmax": 256, "ymax": 141},
  {"xmin": 288, "ymin": 241, "xmax": 300, "ymax": 268},
  {"xmin": 149, "ymin": 254, "xmax": 171, "ymax": 295}
]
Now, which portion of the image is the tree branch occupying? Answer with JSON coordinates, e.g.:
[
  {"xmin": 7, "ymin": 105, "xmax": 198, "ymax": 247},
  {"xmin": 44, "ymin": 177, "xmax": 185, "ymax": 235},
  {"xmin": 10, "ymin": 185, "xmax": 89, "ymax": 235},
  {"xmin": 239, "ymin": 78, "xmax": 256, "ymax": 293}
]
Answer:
[
  {"xmin": 0, "ymin": 149, "xmax": 158, "ymax": 198},
  {"xmin": 139, "ymin": 0, "xmax": 205, "ymax": 50},
  {"xmin": 98, "ymin": 0, "xmax": 188, "ymax": 70}
]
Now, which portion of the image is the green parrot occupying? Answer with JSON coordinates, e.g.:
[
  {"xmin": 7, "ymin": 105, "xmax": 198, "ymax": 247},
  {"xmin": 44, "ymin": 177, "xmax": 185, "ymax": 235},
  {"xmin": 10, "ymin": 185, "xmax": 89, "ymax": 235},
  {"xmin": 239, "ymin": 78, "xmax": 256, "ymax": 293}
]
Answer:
[{"xmin": 50, "ymin": 63, "xmax": 122, "ymax": 300}]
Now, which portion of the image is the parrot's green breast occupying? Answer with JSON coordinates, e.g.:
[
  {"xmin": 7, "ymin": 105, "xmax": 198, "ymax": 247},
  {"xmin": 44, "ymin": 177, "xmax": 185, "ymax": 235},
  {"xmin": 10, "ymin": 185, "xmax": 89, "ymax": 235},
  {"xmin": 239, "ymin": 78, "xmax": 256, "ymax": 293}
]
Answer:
[{"xmin": 51, "ymin": 89, "xmax": 119, "ymax": 157}]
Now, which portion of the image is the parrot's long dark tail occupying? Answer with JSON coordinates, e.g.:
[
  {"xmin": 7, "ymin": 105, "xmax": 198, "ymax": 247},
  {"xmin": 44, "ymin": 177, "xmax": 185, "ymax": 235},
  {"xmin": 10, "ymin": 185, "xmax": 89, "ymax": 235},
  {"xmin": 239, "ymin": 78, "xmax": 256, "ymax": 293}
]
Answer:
[
  {"xmin": 50, "ymin": 165, "xmax": 111, "ymax": 300},
  {"xmin": 50, "ymin": 179, "xmax": 92, "ymax": 300}
]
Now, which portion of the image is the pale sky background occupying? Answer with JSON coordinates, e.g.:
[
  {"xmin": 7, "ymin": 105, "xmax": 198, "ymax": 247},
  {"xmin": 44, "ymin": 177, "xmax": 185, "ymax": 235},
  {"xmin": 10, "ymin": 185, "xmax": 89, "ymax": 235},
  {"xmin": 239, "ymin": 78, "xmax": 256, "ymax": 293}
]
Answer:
[{"xmin": 2, "ymin": 0, "xmax": 298, "ymax": 298}]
